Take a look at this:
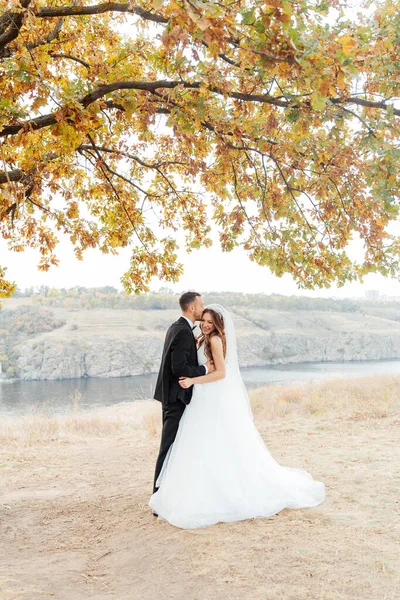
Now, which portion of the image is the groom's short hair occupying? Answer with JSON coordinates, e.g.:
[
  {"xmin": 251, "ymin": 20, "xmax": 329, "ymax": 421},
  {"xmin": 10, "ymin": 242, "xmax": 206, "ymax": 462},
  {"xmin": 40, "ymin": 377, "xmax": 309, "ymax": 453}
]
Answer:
[{"xmin": 179, "ymin": 291, "xmax": 201, "ymax": 311}]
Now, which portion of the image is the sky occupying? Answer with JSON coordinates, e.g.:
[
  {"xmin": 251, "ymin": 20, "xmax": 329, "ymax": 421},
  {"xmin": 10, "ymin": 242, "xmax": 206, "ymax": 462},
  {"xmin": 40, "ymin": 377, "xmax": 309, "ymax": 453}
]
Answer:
[{"xmin": 2, "ymin": 231, "xmax": 400, "ymax": 299}]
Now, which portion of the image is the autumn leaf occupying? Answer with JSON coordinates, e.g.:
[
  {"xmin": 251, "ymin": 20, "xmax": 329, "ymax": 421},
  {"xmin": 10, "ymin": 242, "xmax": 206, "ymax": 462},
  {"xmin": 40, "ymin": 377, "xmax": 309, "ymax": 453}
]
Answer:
[
  {"xmin": 339, "ymin": 34, "xmax": 357, "ymax": 56},
  {"xmin": 337, "ymin": 69, "xmax": 346, "ymax": 90}
]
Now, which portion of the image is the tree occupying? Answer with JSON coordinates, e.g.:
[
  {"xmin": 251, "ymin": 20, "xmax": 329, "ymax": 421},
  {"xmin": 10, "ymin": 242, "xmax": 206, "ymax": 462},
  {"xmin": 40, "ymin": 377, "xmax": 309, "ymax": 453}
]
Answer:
[
  {"xmin": 0, "ymin": 0, "xmax": 399, "ymax": 297},
  {"xmin": 38, "ymin": 284, "xmax": 50, "ymax": 296},
  {"xmin": 97, "ymin": 285, "xmax": 119, "ymax": 294}
]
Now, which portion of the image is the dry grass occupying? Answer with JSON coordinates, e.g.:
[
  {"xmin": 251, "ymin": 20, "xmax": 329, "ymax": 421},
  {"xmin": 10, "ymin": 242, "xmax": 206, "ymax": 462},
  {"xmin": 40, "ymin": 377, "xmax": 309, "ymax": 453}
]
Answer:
[
  {"xmin": 1, "ymin": 376, "xmax": 399, "ymax": 600},
  {"xmin": 250, "ymin": 374, "xmax": 400, "ymax": 421},
  {"xmin": 0, "ymin": 412, "xmax": 123, "ymax": 446},
  {"xmin": 0, "ymin": 396, "xmax": 157, "ymax": 448},
  {"xmin": 0, "ymin": 401, "xmax": 125, "ymax": 446},
  {"xmin": 137, "ymin": 374, "xmax": 400, "ymax": 441},
  {"xmin": 1, "ymin": 375, "xmax": 398, "ymax": 447}
]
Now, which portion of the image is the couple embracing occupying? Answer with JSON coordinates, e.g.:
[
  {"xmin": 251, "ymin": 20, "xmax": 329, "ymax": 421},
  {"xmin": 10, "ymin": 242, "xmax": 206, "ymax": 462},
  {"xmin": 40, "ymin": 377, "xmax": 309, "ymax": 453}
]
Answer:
[{"xmin": 149, "ymin": 292, "xmax": 325, "ymax": 529}]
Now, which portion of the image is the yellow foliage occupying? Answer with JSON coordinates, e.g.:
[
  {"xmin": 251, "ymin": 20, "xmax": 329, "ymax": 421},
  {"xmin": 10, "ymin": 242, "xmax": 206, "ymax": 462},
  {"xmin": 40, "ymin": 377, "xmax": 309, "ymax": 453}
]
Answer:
[{"xmin": 0, "ymin": 0, "xmax": 399, "ymax": 295}]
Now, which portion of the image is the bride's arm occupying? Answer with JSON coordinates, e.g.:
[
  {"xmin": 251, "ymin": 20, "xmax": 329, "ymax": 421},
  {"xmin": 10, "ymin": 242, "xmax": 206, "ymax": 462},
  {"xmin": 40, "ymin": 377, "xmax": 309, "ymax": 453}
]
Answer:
[{"xmin": 179, "ymin": 337, "xmax": 225, "ymax": 388}]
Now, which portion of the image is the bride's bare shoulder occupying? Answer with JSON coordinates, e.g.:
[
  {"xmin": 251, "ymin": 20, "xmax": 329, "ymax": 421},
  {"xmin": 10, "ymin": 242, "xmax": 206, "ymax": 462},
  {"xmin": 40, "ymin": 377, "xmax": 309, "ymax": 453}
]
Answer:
[{"xmin": 210, "ymin": 335, "xmax": 223, "ymax": 347}]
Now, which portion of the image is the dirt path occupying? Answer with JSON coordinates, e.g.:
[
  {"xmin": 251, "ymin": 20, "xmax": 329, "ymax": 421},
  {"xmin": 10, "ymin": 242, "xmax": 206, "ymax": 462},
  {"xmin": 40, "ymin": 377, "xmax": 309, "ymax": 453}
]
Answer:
[{"xmin": 1, "ymin": 378, "xmax": 399, "ymax": 599}]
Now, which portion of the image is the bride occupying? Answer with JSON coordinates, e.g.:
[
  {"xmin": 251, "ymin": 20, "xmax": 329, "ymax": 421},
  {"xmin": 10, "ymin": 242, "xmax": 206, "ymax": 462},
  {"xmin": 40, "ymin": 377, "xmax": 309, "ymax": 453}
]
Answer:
[{"xmin": 149, "ymin": 304, "xmax": 325, "ymax": 529}]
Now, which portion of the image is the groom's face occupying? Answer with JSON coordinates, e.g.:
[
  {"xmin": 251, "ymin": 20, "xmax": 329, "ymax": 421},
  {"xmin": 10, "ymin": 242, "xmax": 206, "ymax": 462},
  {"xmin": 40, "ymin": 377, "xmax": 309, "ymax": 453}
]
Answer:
[{"xmin": 192, "ymin": 296, "xmax": 205, "ymax": 321}]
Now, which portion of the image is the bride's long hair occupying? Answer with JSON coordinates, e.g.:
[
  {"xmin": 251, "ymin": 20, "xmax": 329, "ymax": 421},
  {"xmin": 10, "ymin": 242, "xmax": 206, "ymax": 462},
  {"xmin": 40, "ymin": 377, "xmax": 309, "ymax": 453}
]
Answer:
[{"xmin": 198, "ymin": 308, "xmax": 227, "ymax": 360}]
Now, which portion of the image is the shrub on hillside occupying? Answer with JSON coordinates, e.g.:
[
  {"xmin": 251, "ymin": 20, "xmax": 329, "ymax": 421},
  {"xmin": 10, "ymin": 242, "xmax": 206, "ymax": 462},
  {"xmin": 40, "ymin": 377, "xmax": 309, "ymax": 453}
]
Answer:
[{"xmin": 0, "ymin": 306, "xmax": 65, "ymax": 336}]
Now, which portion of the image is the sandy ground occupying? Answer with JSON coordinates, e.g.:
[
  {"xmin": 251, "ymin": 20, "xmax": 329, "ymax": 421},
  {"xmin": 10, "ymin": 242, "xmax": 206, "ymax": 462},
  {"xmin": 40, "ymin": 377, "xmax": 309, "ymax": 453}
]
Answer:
[{"xmin": 0, "ymin": 376, "xmax": 399, "ymax": 600}]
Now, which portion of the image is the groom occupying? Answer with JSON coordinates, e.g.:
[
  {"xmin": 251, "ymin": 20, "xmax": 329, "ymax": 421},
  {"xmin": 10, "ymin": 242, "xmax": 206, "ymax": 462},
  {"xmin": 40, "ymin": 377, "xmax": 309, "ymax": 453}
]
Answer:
[{"xmin": 152, "ymin": 291, "xmax": 215, "ymax": 495}]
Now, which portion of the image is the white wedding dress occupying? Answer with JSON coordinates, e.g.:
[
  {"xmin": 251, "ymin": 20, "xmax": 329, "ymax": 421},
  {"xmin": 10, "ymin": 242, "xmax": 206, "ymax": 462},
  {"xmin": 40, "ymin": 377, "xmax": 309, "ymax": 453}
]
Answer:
[{"xmin": 149, "ymin": 305, "xmax": 325, "ymax": 529}]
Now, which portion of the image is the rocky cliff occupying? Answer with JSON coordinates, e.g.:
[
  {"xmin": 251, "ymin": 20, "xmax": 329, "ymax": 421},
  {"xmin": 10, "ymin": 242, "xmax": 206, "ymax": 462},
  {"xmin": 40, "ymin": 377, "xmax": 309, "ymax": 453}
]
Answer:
[{"xmin": 10, "ymin": 304, "xmax": 400, "ymax": 380}]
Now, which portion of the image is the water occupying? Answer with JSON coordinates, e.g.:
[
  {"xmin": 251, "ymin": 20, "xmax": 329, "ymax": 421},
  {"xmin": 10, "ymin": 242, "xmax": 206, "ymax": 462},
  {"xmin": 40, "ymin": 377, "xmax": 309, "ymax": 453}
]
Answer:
[{"xmin": 1, "ymin": 359, "xmax": 400, "ymax": 418}]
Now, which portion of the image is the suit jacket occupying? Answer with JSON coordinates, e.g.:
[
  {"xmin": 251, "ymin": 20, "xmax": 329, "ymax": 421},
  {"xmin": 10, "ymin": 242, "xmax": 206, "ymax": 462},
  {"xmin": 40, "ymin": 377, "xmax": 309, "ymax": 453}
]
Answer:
[{"xmin": 154, "ymin": 317, "xmax": 206, "ymax": 406}]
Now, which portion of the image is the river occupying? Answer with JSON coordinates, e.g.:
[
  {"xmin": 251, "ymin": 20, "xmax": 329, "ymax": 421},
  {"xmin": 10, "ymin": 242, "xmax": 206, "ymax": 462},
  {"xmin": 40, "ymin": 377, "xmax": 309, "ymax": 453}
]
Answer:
[{"xmin": 1, "ymin": 359, "xmax": 400, "ymax": 418}]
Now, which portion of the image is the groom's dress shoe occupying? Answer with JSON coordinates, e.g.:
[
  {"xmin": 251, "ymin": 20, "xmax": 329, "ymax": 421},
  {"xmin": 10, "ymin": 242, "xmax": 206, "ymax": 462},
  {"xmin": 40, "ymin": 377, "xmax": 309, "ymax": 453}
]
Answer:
[{"xmin": 152, "ymin": 511, "xmax": 158, "ymax": 517}]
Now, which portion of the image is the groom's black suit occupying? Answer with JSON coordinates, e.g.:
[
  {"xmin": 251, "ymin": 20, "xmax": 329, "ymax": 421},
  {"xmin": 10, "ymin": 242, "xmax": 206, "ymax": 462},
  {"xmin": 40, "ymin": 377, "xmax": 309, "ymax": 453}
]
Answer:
[{"xmin": 153, "ymin": 317, "xmax": 206, "ymax": 493}]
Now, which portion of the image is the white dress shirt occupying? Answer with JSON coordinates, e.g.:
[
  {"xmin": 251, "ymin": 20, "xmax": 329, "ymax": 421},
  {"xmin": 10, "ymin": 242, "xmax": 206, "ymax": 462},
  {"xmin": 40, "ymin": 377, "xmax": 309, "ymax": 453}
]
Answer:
[
  {"xmin": 181, "ymin": 315, "xmax": 208, "ymax": 375},
  {"xmin": 182, "ymin": 315, "xmax": 195, "ymax": 329}
]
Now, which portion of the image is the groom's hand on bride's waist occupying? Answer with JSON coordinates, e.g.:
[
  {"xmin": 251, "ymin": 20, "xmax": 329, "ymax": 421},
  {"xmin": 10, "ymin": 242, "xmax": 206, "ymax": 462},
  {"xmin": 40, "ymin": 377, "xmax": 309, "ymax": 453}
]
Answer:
[
  {"xmin": 179, "ymin": 377, "xmax": 193, "ymax": 389},
  {"xmin": 178, "ymin": 360, "xmax": 215, "ymax": 388}
]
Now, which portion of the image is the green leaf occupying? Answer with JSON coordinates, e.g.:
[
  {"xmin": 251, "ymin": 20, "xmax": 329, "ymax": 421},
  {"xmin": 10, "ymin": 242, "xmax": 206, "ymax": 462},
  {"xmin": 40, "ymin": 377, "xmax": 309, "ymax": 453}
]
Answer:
[
  {"xmin": 287, "ymin": 109, "xmax": 300, "ymax": 123},
  {"xmin": 241, "ymin": 8, "xmax": 256, "ymax": 25},
  {"xmin": 310, "ymin": 90, "xmax": 327, "ymax": 111}
]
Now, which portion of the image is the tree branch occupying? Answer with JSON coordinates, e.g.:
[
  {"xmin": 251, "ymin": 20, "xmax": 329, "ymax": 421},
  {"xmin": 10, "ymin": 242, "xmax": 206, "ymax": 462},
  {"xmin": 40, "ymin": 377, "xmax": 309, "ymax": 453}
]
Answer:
[
  {"xmin": 330, "ymin": 96, "xmax": 399, "ymax": 116},
  {"xmin": 26, "ymin": 17, "xmax": 63, "ymax": 50},
  {"xmin": 50, "ymin": 52, "xmax": 90, "ymax": 68},
  {"xmin": 0, "ymin": 12, "xmax": 18, "ymax": 36},
  {"xmin": 0, "ymin": 202, "xmax": 17, "ymax": 222},
  {"xmin": 36, "ymin": 3, "xmax": 168, "ymax": 24},
  {"xmin": 1, "ymin": 79, "xmax": 399, "ymax": 138},
  {"xmin": 0, "ymin": 1, "xmax": 31, "ymax": 54},
  {"xmin": 86, "ymin": 133, "xmax": 150, "ymax": 251},
  {"xmin": 0, "ymin": 12, "xmax": 25, "ymax": 56},
  {"xmin": 0, "ymin": 1, "xmax": 165, "ymax": 57},
  {"xmin": 231, "ymin": 161, "xmax": 263, "ymax": 245},
  {"xmin": 76, "ymin": 144, "xmax": 186, "ymax": 169},
  {"xmin": 0, "ymin": 168, "xmax": 24, "ymax": 184},
  {"xmin": 80, "ymin": 79, "xmax": 291, "ymax": 108}
]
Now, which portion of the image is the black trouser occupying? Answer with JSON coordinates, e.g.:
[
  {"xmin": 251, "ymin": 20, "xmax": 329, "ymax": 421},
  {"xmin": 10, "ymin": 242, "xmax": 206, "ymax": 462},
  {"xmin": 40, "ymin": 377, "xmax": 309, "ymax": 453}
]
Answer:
[{"xmin": 153, "ymin": 400, "xmax": 186, "ymax": 493}]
